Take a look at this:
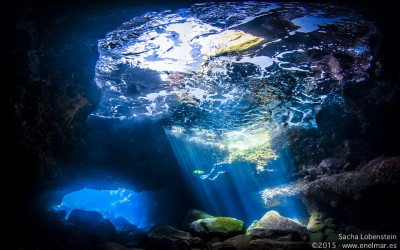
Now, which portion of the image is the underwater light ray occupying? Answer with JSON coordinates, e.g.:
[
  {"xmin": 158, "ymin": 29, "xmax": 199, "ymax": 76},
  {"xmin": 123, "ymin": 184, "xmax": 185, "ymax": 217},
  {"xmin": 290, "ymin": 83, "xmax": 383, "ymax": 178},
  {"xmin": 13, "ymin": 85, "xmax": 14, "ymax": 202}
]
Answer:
[
  {"xmin": 92, "ymin": 0, "xmax": 376, "ymax": 227},
  {"xmin": 165, "ymin": 125, "xmax": 286, "ymax": 224}
]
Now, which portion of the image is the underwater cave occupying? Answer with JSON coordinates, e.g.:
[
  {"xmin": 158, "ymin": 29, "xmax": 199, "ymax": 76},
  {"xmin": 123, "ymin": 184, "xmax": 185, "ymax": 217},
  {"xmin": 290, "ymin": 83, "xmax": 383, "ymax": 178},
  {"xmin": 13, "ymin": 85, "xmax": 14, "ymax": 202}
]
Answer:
[{"xmin": 7, "ymin": 0, "xmax": 400, "ymax": 249}]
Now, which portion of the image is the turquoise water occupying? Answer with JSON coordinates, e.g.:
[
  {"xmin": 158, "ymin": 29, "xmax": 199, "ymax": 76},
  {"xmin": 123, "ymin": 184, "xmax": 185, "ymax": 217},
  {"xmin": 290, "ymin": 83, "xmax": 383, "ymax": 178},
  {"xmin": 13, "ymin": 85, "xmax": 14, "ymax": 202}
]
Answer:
[{"xmin": 57, "ymin": 188, "xmax": 154, "ymax": 227}]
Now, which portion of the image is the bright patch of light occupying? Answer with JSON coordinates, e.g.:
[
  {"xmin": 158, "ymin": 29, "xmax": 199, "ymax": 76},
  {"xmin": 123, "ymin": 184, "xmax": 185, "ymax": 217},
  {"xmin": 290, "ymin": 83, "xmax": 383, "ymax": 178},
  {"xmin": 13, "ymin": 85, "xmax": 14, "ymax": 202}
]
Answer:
[
  {"xmin": 57, "ymin": 188, "xmax": 153, "ymax": 227},
  {"xmin": 119, "ymin": 18, "xmax": 221, "ymax": 73},
  {"xmin": 168, "ymin": 126, "xmax": 221, "ymax": 147},
  {"xmin": 260, "ymin": 183, "xmax": 300, "ymax": 208},
  {"xmin": 225, "ymin": 127, "xmax": 271, "ymax": 151},
  {"xmin": 166, "ymin": 124, "xmax": 277, "ymax": 171},
  {"xmin": 225, "ymin": 127, "xmax": 277, "ymax": 172},
  {"xmin": 159, "ymin": 73, "xmax": 169, "ymax": 81}
]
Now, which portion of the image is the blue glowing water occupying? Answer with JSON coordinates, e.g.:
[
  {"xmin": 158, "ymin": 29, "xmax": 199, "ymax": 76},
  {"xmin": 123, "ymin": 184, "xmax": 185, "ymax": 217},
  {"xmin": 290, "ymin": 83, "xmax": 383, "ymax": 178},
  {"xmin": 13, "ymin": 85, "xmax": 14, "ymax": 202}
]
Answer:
[
  {"xmin": 165, "ymin": 128, "xmax": 307, "ymax": 225},
  {"xmin": 86, "ymin": 1, "xmax": 375, "ymax": 226},
  {"xmin": 57, "ymin": 188, "xmax": 153, "ymax": 227},
  {"xmin": 196, "ymin": 161, "xmax": 232, "ymax": 181}
]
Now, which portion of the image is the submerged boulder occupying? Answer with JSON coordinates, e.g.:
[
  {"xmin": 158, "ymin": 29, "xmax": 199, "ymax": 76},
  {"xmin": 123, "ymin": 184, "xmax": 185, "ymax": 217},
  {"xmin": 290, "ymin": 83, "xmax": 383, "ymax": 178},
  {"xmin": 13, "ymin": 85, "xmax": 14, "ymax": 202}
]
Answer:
[
  {"xmin": 212, "ymin": 235, "xmax": 250, "ymax": 250},
  {"xmin": 301, "ymin": 156, "xmax": 400, "ymax": 228},
  {"xmin": 182, "ymin": 209, "xmax": 213, "ymax": 230},
  {"xmin": 140, "ymin": 225, "xmax": 205, "ymax": 250},
  {"xmin": 67, "ymin": 209, "xmax": 104, "ymax": 228},
  {"xmin": 247, "ymin": 211, "xmax": 309, "ymax": 241},
  {"xmin": 110, "ymin": 216, "xmax": 145, "ymax": 247},
  {"xmin": 249, "ymin": 228, "xmax": 305, "ymax": 242},
  {"xmin": 213, "ymin": 233, "xmax": 312, "ymax": 250},
  {"xmin": 189, "ymin": 216, "xmax": 245, "ymax": 239},
  {"xmin": 67, "ymin": 209, "xmax": 118, "ymax": 243},
  {"xmin": 306, "ymin": 213, "xmax": 336, "ymax": 235},
  {"xmin": 95, "ymin": 219, "xmax": 117, "ymax": 242},
  {"xmin": 111, "ymin": 216, "xmax": 139, "ymax": 232},
  {"xmin": 248, "ymin": 238, "xmax": 312, "ymax": 250},
  {"xmin": 184, "ymin": 209, "xmax": 245, "ymax": 240},
  {"xmin": 98, "ymin": 241, "xmax": 144, "ymax": 250},
  {"xmin": 306, "ymin": 213, "xmax": 326, "ymax": 233},
  {"xmin": 309, "ymin": 231, "xmax": 324, "ymax": 243}
]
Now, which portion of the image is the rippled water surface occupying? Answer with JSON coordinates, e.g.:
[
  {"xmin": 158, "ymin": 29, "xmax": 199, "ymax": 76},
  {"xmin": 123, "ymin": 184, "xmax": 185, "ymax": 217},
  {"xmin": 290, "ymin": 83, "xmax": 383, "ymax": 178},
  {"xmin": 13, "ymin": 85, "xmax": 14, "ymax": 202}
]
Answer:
[{"xmin": 94, "ymin": 2, "xmax": 374, "ymax": 134}]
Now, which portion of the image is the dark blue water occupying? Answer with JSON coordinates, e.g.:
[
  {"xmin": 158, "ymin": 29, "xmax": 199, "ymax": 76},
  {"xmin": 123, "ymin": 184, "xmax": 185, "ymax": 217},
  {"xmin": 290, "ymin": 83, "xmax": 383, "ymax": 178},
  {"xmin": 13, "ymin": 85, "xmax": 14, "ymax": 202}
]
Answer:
[{"xmin": 56, "ymin": 1, "xmax": 374, "ymax": 228}]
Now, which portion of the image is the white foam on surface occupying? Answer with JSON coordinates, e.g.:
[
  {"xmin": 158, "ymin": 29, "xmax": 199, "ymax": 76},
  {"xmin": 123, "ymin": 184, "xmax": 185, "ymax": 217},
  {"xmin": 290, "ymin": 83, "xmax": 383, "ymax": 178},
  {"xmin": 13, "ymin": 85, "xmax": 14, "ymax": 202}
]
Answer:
[{"xmin": 93, "ymin": 1, "xmax": 374, "ymax": 128}]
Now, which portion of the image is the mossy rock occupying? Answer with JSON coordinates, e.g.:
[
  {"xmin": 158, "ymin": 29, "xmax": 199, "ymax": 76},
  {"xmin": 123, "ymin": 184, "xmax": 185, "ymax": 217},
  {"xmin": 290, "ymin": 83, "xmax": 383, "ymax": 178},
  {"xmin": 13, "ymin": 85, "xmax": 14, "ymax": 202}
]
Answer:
[
  {"xmin": 246, "ymin": 220, "xmax": 259, "ymax": 234},
  {"xmin": 190, "ymin": 216, "xmax": 245, "ymax": 238},
  {"xmin": 308, "ymin": 223, "xmax": 326, "ymax": 233},
  {"xmin": 182, "ymin": 209, "xmax": 213, "ymax": 230},
  {"xmin": 310, "ymin": 231, "xmax": 324, "ymax": 242},
  {"xmin": 307, "ymin": 213, "xmax": 326, "ymax": 232}
]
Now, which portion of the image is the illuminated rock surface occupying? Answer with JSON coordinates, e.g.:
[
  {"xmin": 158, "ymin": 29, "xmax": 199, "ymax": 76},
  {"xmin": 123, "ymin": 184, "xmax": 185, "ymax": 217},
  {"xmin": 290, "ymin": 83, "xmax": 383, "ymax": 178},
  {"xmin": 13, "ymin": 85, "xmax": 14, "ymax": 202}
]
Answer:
[{"xmin": 248, "ymin": 210, "xmax": 308, "ymax": 241}]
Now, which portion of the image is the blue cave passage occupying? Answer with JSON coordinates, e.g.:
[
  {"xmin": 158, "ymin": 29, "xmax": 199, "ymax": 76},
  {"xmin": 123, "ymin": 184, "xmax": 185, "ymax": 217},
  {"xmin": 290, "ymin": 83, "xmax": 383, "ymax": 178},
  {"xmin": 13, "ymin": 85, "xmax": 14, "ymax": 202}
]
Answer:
[{"xmin": 56, "ymin": 188, "xmax": 153, "ymax": 228}]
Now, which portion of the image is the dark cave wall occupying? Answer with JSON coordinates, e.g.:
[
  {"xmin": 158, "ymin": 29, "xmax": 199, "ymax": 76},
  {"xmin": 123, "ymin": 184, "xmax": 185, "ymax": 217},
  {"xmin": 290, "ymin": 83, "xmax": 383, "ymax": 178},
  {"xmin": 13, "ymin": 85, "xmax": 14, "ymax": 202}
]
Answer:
[
  {"xmin": 6, "ymin": 3, "xmax": 201, "ymax": 239},
  {"xmin": 6, "ymin": 0, "xmax": 198, "ymax": 193}
]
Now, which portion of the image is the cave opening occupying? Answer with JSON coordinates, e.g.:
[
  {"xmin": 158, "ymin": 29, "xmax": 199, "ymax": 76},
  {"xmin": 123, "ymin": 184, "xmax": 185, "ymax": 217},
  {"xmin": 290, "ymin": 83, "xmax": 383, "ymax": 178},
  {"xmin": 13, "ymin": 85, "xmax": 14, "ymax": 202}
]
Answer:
[{"xmin": 56, "ymin": 188, "xmax": 154, "ymax": 228}]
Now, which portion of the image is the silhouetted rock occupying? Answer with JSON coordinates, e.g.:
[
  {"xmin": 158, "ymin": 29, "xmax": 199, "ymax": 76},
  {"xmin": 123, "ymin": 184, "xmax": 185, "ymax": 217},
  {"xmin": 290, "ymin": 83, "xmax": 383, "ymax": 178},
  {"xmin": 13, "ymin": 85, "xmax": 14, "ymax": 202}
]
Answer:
[
  {"xmin": 98, "ymin": 241, "xmax": 144, "ymax": 250},
  {"xmin": 111, "ymin": 216, "xmax": 139, "ymax": 232},
  {"xmin": 212, "ymin": 234, "xmax": 312, "ymax": 250},
  {"xmin": 301, "ymin": 156, "xmax": 400, "ymax": 228},
  {"xmin": 213, "ymin": 235, "xmax": 250, "ymax": 249},
  {"xmin": 96, "ymin": 219, "xmax": 117, "ymax": 241},
  {"xmin": 67, "ymin": 209, "xmax": 104, "ymax": 228},
  {"xmin": 182, "ymin": 209, "xmax": 213, "ymax": 230},
  {"xmin": 140, "ymin": 225, "xmax": 205, "ymax": 250},
  {"xmin": 48, "ymin": 209, "xmax": 67, "ymax": 221},
  {"xmin": 109, "ymin": 216, "xmax": 144, "ymax": 247},
  {"xmin": 309, "ymin": 231, "xmax": 324, "ymax": 243},
  {"xmin": 248, "ymin": 238, "xmax": 312, "ymax": 250},
  {"xmin": 249, "ymin": 229, "xmax": 305, "ymax": 242}
]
